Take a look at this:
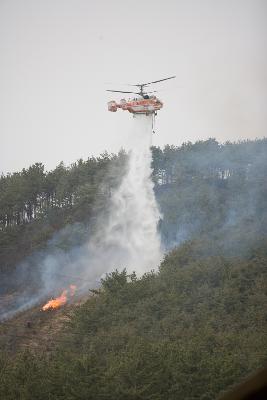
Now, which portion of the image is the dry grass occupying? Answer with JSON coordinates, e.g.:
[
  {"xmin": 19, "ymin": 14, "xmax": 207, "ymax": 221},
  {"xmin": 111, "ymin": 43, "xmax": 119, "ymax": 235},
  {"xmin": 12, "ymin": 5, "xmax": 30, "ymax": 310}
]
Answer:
[{"xmin": 0, "ymin": 293, "xmax": 89, "ymax": 355}]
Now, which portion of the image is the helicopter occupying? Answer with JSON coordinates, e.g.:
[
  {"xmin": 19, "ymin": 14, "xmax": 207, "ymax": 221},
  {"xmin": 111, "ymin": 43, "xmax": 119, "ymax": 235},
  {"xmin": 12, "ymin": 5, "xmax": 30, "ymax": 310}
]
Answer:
[{"xmin": 106, "ymin": 76, "xmax": 175, "ymax": 132}]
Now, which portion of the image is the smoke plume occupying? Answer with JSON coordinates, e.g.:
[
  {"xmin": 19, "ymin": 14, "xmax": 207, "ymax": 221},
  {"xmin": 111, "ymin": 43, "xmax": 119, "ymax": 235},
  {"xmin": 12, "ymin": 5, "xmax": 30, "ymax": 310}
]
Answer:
[
  {"xmin": 0, "ymin": 115, "xmax": 162, "ymax": 320},
  {"xmin": 87, "ymin": 115, "xmax": 162, "ymax": 277}
]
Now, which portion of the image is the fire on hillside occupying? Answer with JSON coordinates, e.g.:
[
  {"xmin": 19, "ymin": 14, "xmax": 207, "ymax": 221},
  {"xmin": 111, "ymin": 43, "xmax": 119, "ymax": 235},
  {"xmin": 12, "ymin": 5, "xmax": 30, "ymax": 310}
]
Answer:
[{"xmin": 41, "ymin": 285, "xmax": 77, "ymax": 311}]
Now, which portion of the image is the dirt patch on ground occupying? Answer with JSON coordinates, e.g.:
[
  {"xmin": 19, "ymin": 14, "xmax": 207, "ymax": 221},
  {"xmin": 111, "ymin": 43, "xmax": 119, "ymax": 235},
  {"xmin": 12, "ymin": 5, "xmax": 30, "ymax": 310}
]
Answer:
[{"xmin": 0, "ymin": 293, "xmax": 89, "ymax": 355}]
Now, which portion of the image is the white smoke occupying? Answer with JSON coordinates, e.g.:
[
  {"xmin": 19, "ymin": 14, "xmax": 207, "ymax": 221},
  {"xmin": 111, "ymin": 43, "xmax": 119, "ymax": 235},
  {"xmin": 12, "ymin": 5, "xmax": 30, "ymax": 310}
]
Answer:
[
  {"xmin": 87, "ymin": 114, "xmax": 162, "ymax": 277},
  {"xmin": 0, "ymin": 114, "xmax": 162, "ymax": 320}
]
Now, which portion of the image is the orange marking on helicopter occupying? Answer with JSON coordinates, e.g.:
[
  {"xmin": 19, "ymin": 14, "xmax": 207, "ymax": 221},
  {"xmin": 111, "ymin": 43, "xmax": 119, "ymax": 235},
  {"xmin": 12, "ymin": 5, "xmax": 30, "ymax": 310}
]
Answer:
[{"xmin": 107, "ymin": 75, "xmax": 175, "ymax": 116}]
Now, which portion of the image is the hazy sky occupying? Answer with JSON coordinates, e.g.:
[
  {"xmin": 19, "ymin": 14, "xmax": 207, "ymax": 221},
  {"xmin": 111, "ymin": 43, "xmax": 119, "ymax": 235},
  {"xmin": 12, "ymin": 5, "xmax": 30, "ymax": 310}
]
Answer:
[{"xmin": 0, "ymin": 0, "xmax": 266, "ymax": 173}]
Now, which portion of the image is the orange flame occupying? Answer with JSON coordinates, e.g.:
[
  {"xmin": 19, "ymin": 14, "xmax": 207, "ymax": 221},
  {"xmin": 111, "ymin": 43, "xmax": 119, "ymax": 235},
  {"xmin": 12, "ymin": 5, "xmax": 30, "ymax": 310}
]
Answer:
[
  {"xmin": 42, "ymin": 289, "xmax": 68, "ymax": 311},
  {"xmin": 41, "ymin": 284, "xmax": 77, "ymax": 311}
]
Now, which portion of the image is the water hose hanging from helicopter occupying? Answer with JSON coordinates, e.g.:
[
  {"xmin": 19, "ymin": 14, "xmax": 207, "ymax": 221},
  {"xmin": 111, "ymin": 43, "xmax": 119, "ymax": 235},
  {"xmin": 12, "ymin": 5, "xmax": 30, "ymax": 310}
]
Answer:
[{"xmin": 152, "ymin": 111, "xmax": 156, "ymax": 134}]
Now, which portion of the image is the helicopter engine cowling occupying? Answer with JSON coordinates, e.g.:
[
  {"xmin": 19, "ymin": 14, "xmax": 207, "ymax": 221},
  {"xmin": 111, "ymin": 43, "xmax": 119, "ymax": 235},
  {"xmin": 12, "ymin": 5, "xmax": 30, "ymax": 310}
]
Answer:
[{"xmin": 108, "ymin": 101, "xmax": 117, "ymax": 112}]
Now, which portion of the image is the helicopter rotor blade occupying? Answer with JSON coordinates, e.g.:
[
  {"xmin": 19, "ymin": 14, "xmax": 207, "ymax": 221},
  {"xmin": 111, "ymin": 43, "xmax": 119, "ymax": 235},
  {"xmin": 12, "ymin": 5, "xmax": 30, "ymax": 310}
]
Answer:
[
  {"xmin": 106, "ymin": 76, "xmax": 176, "ymax": 89},
  {"xmin": 126, "ymin": 76, "xmax": 176, "ymax": 87},
  {"xmin": 142, "ymin": 76, "xmax": 176, "ymax": 86},
  {"xmin": 106, "ymin": 90, "xmax": 140, "ymax": 95}
]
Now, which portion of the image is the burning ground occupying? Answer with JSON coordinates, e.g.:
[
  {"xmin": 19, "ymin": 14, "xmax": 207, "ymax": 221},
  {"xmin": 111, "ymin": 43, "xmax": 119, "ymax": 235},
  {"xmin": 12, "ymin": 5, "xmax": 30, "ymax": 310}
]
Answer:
[
  {"xmin": 0, "ymin": 289, "xmax": 88, "ymax": 355},
  {"xmin": 41, "ymin": 284, "xmax": 76, "ymax": 311}
]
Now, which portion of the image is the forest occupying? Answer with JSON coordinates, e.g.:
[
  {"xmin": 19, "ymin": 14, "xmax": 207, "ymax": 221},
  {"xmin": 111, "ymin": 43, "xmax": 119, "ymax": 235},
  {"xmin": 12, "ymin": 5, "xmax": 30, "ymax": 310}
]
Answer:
[
  {"xmin": 0, "ymin": 138, "xmax": 267, "ymax": 399},
  {"xmin": 1, "ymin": 138, "xmax": 266, "ymax": 274}
]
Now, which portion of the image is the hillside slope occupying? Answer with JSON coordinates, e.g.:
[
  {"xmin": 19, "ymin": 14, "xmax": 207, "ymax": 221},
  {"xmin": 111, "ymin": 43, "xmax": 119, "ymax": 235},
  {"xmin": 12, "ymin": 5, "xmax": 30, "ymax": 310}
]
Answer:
[
  {"xmin": 0, "ymin": 238, "xmax": 266, "ymax": 399},
  {"xmin": 1, "ymin": 138, "xmax": 267, "ymax": 399}
]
